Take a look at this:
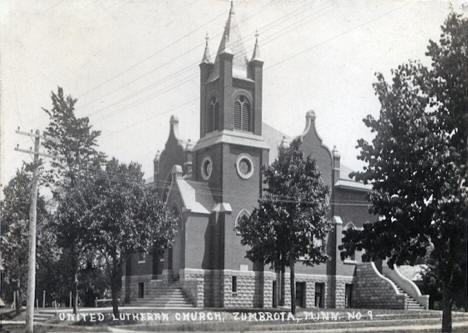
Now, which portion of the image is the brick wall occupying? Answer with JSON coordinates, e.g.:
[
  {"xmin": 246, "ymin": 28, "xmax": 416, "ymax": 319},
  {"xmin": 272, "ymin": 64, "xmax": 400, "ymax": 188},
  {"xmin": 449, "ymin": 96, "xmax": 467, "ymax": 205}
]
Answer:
[{"xmin": 352, "ymin": 262, "xmax": 406, "ymax": 309}]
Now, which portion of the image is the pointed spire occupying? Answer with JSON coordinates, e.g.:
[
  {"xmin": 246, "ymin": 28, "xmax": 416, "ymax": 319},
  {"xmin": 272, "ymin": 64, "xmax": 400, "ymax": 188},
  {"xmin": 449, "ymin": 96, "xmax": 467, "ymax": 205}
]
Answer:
[
  {"xmin": 201, "ymin": 33, "xmax": 212, "ymax": 63},
  {"xmin": 207, "ymin": 0, "xmax": 249, "ymax": 79},
  {"xmin": 220, "ymin": 29, "xmax": 233, "ymax": 55},
  {"xmin": 219, "ymin": 3, "xmax": 235, "ymax": 55},
  {"xmin": 251, "ymin": 30, "xmax": 261, "ymax": 61}
]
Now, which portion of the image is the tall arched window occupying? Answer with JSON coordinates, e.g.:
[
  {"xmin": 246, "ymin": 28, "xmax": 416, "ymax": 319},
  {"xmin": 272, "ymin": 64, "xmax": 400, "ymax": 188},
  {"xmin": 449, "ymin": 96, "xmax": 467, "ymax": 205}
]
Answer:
[
  {"xmin": 234, "ymin": 209, "xmax": 250, "ymax": 235},
  {"xmin": 233, "ymin": 95, "xmax": 250, "ymax": 131},
  {"xmin": 207, "ymin": 97, "xmax": 219, "ymax": 132},
  {"xmin": 343, "ymin": 222, "xmax": 357, "ymax": 261}
]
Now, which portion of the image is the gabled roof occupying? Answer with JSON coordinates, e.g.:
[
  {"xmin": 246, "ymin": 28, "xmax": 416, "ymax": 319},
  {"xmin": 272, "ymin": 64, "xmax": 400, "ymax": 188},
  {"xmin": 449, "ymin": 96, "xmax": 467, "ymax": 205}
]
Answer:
[
  {"xmin": 262, "ymin": 122, "xmax": 291, "ymax": 164},
  {"xmin": 262, "ymin": 120, "xmax": 370, "ymax": 191},
  {"xmin": 166, "ymin": 165, "xmax": 231, "ymax": 215}
]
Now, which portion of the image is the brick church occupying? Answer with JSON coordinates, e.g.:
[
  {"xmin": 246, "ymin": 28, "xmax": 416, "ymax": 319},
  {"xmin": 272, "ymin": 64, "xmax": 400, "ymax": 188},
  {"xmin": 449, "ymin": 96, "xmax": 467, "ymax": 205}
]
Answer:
[{"xmin": 122, "ymin": 2, "xmax": 429, "ymax": 310}]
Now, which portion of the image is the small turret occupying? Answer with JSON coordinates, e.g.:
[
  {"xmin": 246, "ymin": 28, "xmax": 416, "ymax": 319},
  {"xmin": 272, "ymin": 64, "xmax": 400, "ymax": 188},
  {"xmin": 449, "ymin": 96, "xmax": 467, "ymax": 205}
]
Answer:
[
  {"xmin": 332, "ymin": 145, "xmax": 341, "ymax": 184},
  {"xmin": 251, "ymin": 30, "xmax": 261, "ymax": 62},
  {"xmin": 201, "ymin": 33, "xmax": 212, "ymax": 64},
  {"xmin": 153, "ymin": 149, "xmax": 160, "ymax": 186}
]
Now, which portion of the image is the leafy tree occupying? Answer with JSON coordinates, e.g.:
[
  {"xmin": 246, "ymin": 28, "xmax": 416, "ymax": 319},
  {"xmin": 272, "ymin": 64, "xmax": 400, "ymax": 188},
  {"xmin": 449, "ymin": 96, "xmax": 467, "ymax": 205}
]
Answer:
[
  {"xmin": 86, "ymin": 158, "xmax": 178, "ymax": 317},
  {"xmin": 237, "ymin": 139, "xmax": 330, "ymax": 314},
  {"xmin": 42, "ymin": 87, "xmax": 105, "ymax": 313},
  {"xmin": 0, "ymin": 164, "xmax": 51, "ymax": 313},
  {"xmin": 340, "ymin": 14, "xmax": 467, "ymax": 333}
]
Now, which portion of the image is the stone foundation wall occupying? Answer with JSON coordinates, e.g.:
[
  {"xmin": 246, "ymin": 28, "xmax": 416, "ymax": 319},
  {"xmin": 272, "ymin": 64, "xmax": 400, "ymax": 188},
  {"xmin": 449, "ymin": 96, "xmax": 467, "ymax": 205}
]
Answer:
[
  {"xmin": 223, "ymin": 270, "xmax": 276, "ymax": 308},
  {"xmin": 335, "ymin": 275, "xmax": 354, "ymax": 308},
  {"xmin": 279, "ymin": 273, "xmax": 329, "ymax": 308},
  {"xmin": 122, "ymin": 274, "xmax": 153, "ymax": 303},
  {"xmin": 353, "ymin": 262, "xmax": 406, "ymax": 309},
  {"xmin": 125, "ymin": 269, "xmax": 354, "ymax": 309},
  {"xmin": 179, "ymin": 269, "xmax": 224, "ymax": 307}
]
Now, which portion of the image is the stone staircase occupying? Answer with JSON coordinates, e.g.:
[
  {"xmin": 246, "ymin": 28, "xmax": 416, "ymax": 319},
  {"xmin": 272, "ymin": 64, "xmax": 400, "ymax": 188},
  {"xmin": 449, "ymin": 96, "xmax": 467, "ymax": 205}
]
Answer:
[
  {"xmin": 392, "ymin": 284, "xmax": 425, "ymax": 310},
  {"xmin": 130, "ymin": 282, "xmax": 194, "ymax": 308},
  {"xmin": 34, "ymin": 311, "xmax": 56, "ymax": 322},
  {"xmin": 380, "ymin": 271, "xmax": 425, "ymax": 310},
  {"xmin": 353, "ymin": 263, "xmax": 429, "ymax": 310}
]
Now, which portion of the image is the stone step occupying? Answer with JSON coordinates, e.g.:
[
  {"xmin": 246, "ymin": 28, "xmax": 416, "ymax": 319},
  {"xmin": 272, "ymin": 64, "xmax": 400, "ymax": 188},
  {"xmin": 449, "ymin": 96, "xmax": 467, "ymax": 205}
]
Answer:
[
  {"xmin": 129, "ymin": 283, "xmax": 194, "ymax": 308},
  {"xmin": 383, "ymin": 273, "xmax": 425, "ymax": 309},
  {"xmin": 34, "ymin": 313, "xmax": 56, "ymax": 322},
  {"xmin": 133, "ymin": 299, "xmax": 192, "ymax": 304},
  {"xmin": 146, "ymin": 291, "xmax": 186, "ymax": 297},
  {"xmin": 134, "ymin": 303, "xmax": 194, "ymax": 307},
  {"xmin": 131, "ymin": 296, "xmax": 190, "ymax": 300},
  {"xmin": 132, "ymin": 303, "xmax": 194, "ymax": 308}
]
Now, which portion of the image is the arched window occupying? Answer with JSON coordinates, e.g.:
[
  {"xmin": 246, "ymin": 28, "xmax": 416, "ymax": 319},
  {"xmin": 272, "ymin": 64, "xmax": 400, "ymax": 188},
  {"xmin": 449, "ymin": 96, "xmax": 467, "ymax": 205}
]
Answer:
[
  {"xmin": 343, "ymin": 222, "xmax": 357, "ymax": 261},
  {"xmin": 233, "ymin": 95, "xmax": 251, "ymax": 131},
  {"xmin": 207, "ymin": 97, "xmax": 219, "ymax": 132},
  {"xmin": 234, "ymin": 209, "xmax": 250, "ymax": 235}
]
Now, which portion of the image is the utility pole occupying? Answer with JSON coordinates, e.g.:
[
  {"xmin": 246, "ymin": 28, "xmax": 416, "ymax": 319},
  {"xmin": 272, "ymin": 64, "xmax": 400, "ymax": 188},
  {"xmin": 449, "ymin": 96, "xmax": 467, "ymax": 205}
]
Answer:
[{"xmin": 15, "ymin": 128, "xmax": 53, "ymax": 333}]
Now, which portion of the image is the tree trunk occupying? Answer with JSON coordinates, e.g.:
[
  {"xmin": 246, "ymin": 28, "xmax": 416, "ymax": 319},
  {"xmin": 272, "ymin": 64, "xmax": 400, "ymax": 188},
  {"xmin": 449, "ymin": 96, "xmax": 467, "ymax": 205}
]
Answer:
[
  {"xmin": 15, "ymin": 279, "xmax": 21, "ymax": 315},
  {"xmin": 290, "ymin": 258, "xmax": 296, "ymax": 315},
  {"xmin": 111, "ymin": 258, "xmax": 123, "ymax": 318},
  {"xmin": 275, "ymin": 269, "xmax": 280, "ymax": 307},
  {"xmin": 280, "ymin": 265, "xmax": 285, "ymax": 306},
  {"xmin": 73, "ymin": 273, "xmax": 78, "ymax": 314},
  {"xmin": 441, "ymin": 291, "xmax": 453, "ymax": 333}
]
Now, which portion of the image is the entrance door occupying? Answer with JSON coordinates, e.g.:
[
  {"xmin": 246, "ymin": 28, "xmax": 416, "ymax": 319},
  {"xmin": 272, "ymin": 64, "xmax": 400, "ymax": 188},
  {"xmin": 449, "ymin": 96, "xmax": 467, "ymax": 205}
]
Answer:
[
  {"xmin": 138, "ymin": 282, "xmax": 144, "ymax": 298},
  {"xmin": 152, "ymin": 251, "xmax": 164, "ymax": 277},
  {"xmin": 167, "ymin": 247, "xmax": 173, "ymax": 270},
  {"xmin": 296, "ymin": 282, "xmax": 306, "ymax": 308},
  {"xmin": 272, "ymin": 281, "xmax": 277, "ymax": 308},
  {"xmin": 315, "ymin": 283, "xmax": 324, "ymax": 308},
  {"xmin": 345, "ymin": 284, "xmax": 353, "ymax": 308}
]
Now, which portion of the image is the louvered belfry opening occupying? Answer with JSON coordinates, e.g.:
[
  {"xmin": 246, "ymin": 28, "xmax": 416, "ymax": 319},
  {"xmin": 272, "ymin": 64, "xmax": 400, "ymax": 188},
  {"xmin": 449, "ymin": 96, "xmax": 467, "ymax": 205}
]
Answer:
[
  {"xmin": 208, "ymin": 97, "xmax": 219, "ymax": 132},
  {"xmin": 233, "ymin": 95, "xmax": 250, "ymax": 131}
]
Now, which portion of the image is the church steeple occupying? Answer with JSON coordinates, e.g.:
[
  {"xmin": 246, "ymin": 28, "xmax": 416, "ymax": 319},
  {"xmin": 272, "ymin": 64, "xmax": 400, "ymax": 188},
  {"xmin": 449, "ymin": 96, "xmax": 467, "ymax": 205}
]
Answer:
[
  {"xmin": 210, "ymin": 0, "xmax": 248, "ymax": 79},
  {"xmin": 193, "ymin": 0, "xmax": 268, "ymax": 208},
  {"xmin": 198, "ymin": 0, "xmax": 264, "ymax": 138}
]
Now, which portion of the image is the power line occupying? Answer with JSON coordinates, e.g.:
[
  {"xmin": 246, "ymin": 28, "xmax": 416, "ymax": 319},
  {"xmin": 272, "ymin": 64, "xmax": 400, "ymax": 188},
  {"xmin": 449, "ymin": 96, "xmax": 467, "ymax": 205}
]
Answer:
[
  {"xmin": 77, "ymin": 7, "xmax": 230, "ymax": 99},
  {"xmin": 78, "ymin": 0, "xmax": 280, "ymax": 112},
  {"xmin": 85, "ymin": 2, "xmax": 332, "ymax": 125},
  {"xmin": 266, "ymin": 2, "xmax": 409, "ymax": 71}
]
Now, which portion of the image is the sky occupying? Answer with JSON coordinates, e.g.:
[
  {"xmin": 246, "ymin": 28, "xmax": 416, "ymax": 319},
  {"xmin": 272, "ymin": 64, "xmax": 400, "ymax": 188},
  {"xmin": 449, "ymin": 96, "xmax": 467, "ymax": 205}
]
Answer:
[{"xmin": 0, "ymin": 0, "xmax": 465, "ymax": 190}]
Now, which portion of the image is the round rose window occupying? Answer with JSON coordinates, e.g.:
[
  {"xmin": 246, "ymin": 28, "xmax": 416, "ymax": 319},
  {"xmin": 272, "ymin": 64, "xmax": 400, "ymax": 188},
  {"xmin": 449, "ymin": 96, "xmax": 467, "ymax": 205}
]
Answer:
[
  {"xmin": 201, "ymin": 156, "xmax": 213, "ymax": 180},
  {"xmin": 236, "ymin": 154, "xmax": 254, "ymax": 179}
]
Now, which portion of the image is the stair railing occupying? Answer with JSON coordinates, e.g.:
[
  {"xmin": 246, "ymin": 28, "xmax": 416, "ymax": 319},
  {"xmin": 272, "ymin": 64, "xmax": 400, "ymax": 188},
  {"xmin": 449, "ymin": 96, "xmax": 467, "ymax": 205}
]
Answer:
[{"xmin": 382, "ymin": 263, "xmax": 429, "ymax": 309}]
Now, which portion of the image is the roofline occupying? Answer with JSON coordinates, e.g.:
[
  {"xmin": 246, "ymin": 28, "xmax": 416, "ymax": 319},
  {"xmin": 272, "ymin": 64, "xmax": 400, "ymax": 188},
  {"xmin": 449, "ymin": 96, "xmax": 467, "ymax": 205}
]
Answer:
[{"xmin": 334, "ymin": 179, "xmax": 372, "ymax": 192}]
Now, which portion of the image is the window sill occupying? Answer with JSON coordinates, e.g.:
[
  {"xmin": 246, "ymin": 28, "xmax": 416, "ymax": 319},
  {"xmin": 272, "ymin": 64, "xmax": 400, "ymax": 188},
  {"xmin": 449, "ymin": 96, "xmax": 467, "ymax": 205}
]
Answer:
[
  {"xmin": 137, "ymin": 260, "xmax": 146, "ymax": 264},
  {"xmin": 343, "ymin": 259, "xmax": 357, "ymax": 265}
]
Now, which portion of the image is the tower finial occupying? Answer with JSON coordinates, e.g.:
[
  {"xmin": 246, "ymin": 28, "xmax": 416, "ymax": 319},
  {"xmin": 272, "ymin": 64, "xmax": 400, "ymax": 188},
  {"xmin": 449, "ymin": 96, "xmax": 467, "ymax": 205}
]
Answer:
[
  {"xmin": 230, "ymin": 0, "xmax": 234, "ymax": 15},
  {"xmin": 201, "ymin": 32, "xmax": 212, "ymax": 63},
  {"xmin": 251, "ymin": 29, "xmax": 261, "ymax": 61}
]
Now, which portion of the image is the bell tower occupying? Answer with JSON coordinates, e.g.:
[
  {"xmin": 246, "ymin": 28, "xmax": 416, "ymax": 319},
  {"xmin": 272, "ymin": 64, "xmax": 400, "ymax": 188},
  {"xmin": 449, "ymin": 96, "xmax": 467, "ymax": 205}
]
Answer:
[
  {"xmin": 198, "ymin": 1, "xmax": 264, "ymax": 138},
  {"xmin": 192, "ymin": 2, "xmax": 269, "ymax": 272}
]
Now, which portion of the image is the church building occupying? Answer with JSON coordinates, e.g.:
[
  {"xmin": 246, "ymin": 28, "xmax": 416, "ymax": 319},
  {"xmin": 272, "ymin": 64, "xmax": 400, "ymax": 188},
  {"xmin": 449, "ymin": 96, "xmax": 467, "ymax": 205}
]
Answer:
[{"xmin": 122, "ymin": 2, "xmax": 429, "ymax": 310}]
